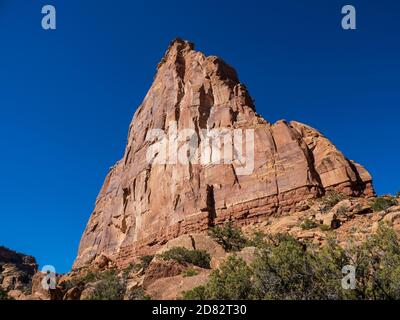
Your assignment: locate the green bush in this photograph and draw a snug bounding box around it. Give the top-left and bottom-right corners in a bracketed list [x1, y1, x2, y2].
[182, 268, 199, 277]
[352, 223, 400, 299]
[319, 192, 346, 212]
[246, 231, 267, 248]
[209, 222, 247, 252]
[63, 270, 98, 291]
[183, 256, 253, 300]
[300, 218, 317, 230]
[126, 287, 151, 300]
[139, 255, 154, 271]
[319, 224, 331, 231]
[159, 247, 211, 269]
[251, 235, 353, 300]
[184, 224, 400, 300]
[371, 197, 397, 212]
[125, 255, 154, 275]
[87, 270, 125, 300]
[182, 285, 207, 300]
[336, 205, 349, 217]
[0, 288, 10, 300]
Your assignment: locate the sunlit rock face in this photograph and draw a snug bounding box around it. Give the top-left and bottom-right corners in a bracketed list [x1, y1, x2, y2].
[73, 39, 373, 270]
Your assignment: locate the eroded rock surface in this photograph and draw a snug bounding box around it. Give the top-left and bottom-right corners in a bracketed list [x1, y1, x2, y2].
[73, 39, 374, 270]
[0, 246, 38, 298]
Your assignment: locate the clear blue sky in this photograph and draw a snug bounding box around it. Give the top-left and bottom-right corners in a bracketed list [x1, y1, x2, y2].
[0, 0, 399, 273]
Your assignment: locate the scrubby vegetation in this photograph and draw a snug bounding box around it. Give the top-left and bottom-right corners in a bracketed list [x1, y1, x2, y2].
[209, 221, 248, 252]
[182, 268, 199, 277]
[183, 224, 400, 300]
[301, 218, 318, 230]
[139, 255, 154, 271]
[87, 269, 125, 300]
[371, 196, 397, 212]
[319, 191, 346, 212]
[62, 270, 98, 291]
[0, 288, 11, 300]
[123, 255, 154, 277]
[159, 247, 211, 269]
[125, 287, 151, 300]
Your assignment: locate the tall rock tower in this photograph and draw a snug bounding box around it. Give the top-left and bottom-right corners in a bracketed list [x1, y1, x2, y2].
[73, 39, 373, 269]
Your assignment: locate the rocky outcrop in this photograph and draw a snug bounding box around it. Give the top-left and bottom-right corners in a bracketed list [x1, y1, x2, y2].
[73, 39, 374, 270]
[0, 246, 38, 298]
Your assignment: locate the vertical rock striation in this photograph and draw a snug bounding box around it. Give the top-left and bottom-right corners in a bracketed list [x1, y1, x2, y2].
[73, 39, 373, 269]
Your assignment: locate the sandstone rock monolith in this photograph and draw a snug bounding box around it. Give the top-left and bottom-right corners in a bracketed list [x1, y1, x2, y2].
[73, 39, 374, 270]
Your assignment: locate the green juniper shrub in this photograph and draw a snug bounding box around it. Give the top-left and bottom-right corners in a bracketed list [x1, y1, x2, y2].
[351, 223, 400, 299]
[126, 287, 147, 300]
[371, 196, 397, 212]
[123, 255, 155, 278]
[87, 269, 126, 300]
[0, 288, 11, 300]
[253, 234, 356, 300]
[246, 231, 267, 249]
[182, 268, 199, 277]
[184, 224, 400, 300]
[319, 192, 346, 212]
[319, 224, 331, 232]
[139, 255, 154, 271]
[159, 247, 211, 269]
[336, 205, 349, 217]
[208, 222, 247, 252]
[63, 270, 98, 291]
[182, 285, 207, 300]
[183, 256, 253, 300]
[300, 218, 318, 230]
[122, 263, 135, 279]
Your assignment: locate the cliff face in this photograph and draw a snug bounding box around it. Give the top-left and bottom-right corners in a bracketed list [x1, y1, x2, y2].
[0, 246, 37, 294]
[73, 39, 373, 269]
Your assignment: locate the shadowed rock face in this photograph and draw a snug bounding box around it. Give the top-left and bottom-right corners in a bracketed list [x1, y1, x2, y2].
[73, 39, 374, 270]
[0, 246, 37, 293]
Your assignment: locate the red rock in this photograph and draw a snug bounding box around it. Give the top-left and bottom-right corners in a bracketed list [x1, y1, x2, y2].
[73, 39, 374, 270]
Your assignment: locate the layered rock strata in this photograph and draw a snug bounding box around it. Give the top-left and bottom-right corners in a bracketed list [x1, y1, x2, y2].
[74, 39, 373, 269]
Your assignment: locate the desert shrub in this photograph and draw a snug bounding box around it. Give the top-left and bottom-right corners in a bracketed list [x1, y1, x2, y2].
[209, 222, 247, 252]
[123, 255, 154, 278]
[371, 197, 397, 212]
[183, 256, 253, 300]
[246, 231, 267, 248]
[336, 205, 349, 217]
[182, 268, 199, 277]
[126, 287, 151, 300]
[63, 270, 98, 291]
[351, 223, 400, 299]
[252, 235, 354, 300]
[182, 285, 207, 300]
[139, 255, 154, 271]
[319, 224, 331, 231]
[87, 269, 125, 300]
[301, 218, 317, 230]
[184, 224, 400, 300]
[0, 288, 10, 300]
[319, 192, 346, 212]
[159, 247, 211, 269]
